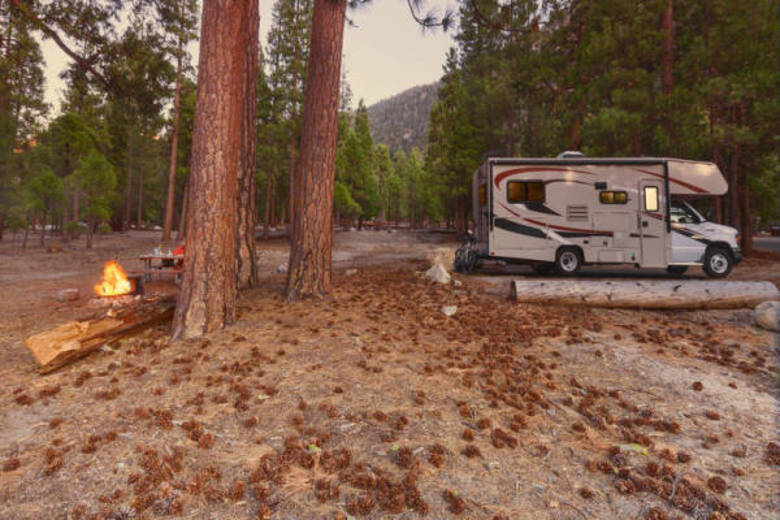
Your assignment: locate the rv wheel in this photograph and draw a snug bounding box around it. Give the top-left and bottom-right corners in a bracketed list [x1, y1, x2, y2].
[554, 247, 582, 275]
[703, 246, 733, 278]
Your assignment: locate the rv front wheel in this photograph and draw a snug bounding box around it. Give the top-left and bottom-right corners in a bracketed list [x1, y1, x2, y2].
[555, 247, 582, 275]
[703, 247, 733, 278]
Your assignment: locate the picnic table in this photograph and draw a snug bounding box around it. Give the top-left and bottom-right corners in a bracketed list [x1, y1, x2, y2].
[137, 253, 184, 282]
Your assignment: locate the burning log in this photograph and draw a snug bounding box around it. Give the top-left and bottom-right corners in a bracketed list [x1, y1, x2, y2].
[511, 280, 779, 309]
[25, 297, 175, 374]
[25, 260, 173, 374]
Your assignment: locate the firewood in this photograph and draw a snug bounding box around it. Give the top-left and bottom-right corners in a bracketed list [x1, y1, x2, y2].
[511, 280, 779, 309]
[24, 297, 175, 374]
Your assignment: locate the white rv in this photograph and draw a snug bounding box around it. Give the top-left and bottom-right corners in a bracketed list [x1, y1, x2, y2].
[455, 153, 741, 277]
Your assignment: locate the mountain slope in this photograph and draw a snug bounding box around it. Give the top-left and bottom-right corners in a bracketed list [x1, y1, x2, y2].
[367, 82, 439, 155]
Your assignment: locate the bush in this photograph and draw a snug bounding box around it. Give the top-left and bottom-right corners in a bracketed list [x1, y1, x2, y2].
[98, 222, 112, 234]
[65, 221, 85, 239]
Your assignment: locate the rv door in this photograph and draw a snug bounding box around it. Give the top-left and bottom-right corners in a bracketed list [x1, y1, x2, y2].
[639, 180, 666, 267]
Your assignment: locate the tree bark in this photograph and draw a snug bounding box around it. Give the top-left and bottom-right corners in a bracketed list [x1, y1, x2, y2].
[728, 106, 740, 229]
[661, 0, 675, 149]
[72, 192, 79, 222]
[454, 194, 468, 234]
[236, 0, 259, 289]
[39, 213, 45, 248]
[171, 0, 255, 339]
[739, 168, 752, 256]
[177, 177, 189, 240]
[286, 0, 347, 300]
[162, 0, 186, 242]
[288, 79, 298, 237]
[136, 159, 144, 228]
[124, 129, 133, 230]
[263, 167, 273, 240]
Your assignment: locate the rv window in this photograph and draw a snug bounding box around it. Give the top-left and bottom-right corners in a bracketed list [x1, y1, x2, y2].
[644, 186, 659, 212]
[599, 191, 628, 204]
[507, 181, 545, 203]
[479, 185, 487, 206]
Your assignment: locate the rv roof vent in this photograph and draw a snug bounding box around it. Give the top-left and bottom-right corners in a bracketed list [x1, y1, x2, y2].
[557, 150, 585, 158]
[566, 205, 589, 222]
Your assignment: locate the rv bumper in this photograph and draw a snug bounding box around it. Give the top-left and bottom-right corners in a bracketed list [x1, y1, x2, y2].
[732, 249, 743, 264]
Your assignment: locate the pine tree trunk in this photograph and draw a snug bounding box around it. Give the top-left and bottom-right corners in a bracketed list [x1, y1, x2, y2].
[86, 216, 94, 248]
[455, 194, 468, 234]
[236, 0, 259, 289]
[288, 78, 298, 237]
[661, 0, 675, 149]
[72, 192, 79, 222]
[286, 0, 347, 300]
[39, 213, 45, 248]
[163, 0, 186, 242]
[263, 168, 273, 241]
[728, 107, 740, 229]
[172, 0, 255, 339]
[124, 130, 133, 230]
[136, 161, 144, 228]
[739, 171, 752, 256]
[177, 178, 189, 240]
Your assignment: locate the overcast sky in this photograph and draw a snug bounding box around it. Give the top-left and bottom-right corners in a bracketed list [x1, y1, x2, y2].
[40, 1, 457, 116]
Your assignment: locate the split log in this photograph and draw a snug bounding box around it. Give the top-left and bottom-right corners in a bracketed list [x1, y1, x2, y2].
[511, 280, 779, 309]
[25, 297, 175, 374]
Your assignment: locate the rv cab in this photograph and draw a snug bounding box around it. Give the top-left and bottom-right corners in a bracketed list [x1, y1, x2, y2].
[456, 154, 741, 278]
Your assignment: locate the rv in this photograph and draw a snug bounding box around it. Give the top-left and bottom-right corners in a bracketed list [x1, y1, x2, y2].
[455, 152, 741, 278]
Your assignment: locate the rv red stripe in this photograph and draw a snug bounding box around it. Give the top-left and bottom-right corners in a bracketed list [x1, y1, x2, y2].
[634, 168, 708, 194]
[523, 217, 612, 235]
[493, 167, 593, 187]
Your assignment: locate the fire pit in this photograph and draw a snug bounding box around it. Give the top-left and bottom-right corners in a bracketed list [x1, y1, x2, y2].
[89, 261, 144, 308]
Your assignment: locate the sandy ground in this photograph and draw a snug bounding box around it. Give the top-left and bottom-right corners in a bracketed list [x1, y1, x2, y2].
[0, 230, 777, 520]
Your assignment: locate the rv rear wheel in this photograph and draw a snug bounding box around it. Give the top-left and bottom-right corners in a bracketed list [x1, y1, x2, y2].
[666, 265, 688, 276]
[703, 246, 733, 278]
[554, 247, 582, 275]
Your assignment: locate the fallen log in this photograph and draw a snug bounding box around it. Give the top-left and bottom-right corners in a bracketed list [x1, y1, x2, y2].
[25, 296, 175, 374]
[511, 280, 780, 309]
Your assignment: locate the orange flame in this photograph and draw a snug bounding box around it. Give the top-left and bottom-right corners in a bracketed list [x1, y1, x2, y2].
[95, 261, 133, 297]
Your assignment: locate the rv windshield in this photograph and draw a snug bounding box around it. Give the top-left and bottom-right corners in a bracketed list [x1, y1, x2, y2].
[670, 201, 705, 224]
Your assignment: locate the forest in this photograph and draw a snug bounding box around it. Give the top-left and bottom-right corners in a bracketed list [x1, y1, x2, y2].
[1, 2, 779, 519]
[1, 0, 777, 251]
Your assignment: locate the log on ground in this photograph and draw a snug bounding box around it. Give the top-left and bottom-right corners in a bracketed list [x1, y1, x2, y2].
[511, 280, 780, 309]
[25, 297, 175, 374]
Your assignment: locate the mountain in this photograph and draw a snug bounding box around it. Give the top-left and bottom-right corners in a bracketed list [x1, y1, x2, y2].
[367, 82, 440, 155]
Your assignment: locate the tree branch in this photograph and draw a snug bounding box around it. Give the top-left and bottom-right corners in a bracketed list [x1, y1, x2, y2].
[8, 0, 116, 92]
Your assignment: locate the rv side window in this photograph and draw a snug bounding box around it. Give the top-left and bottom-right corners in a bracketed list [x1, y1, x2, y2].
[479, 185, 487, 206]
[599, 191, 628, 204]
[507, 181, 544, 203]
[644, 186, 659, 212]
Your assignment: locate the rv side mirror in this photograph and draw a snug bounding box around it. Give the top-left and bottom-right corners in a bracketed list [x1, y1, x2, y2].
[704, 209, 713, 222]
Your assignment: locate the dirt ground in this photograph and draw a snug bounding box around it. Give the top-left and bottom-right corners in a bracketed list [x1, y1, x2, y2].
[0, 230, 777, 520]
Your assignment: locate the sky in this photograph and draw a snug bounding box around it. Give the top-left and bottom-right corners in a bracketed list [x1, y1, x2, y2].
[39, 0, 458, 115]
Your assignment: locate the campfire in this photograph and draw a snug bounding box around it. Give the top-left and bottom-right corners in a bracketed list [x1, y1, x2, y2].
[94, 261, 133, 297]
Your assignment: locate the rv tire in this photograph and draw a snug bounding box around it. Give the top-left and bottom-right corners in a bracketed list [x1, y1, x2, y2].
[554, 247, 582, 275]
[703, 246, 733, 278]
